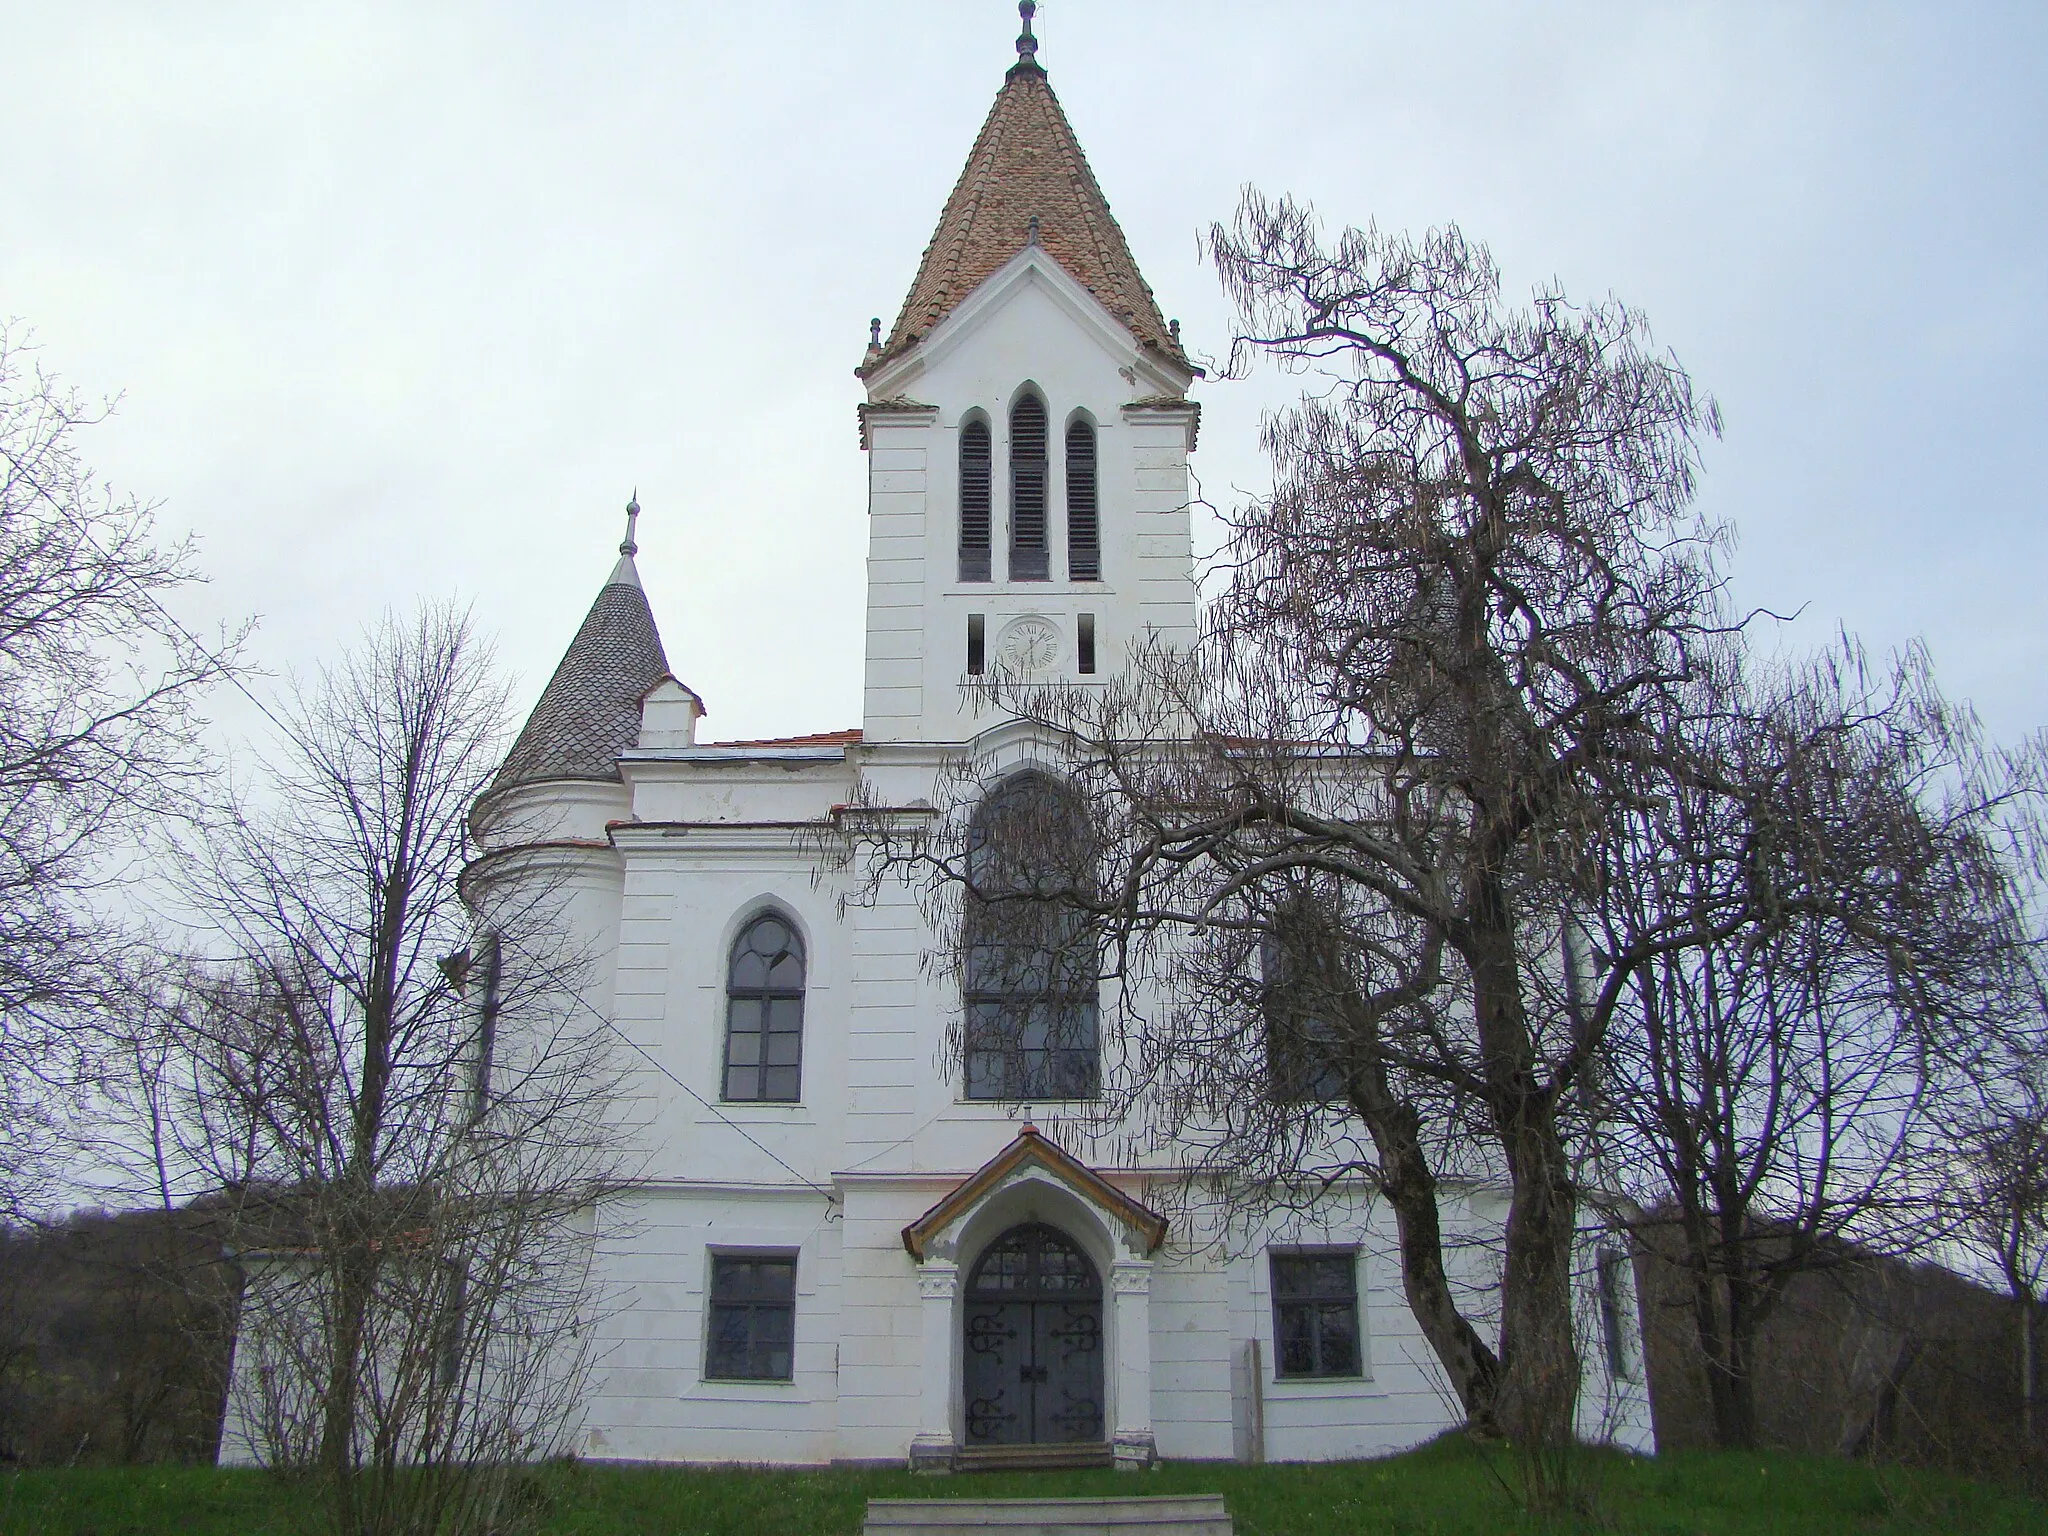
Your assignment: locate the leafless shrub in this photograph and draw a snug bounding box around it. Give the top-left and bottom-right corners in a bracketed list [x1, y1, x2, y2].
[110, 606, 622, 1536]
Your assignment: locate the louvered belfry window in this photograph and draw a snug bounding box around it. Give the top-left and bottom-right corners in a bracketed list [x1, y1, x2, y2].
[960, 418, 993, 582]
[1066, 418, 1099, 580]
[1009, 394, 1049, 581]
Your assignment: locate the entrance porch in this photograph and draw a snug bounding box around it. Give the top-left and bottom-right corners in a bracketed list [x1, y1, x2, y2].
[898, 1124, 1168, 1472]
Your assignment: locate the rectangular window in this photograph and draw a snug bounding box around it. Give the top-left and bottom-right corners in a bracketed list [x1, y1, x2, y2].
[1598, 1248, 1638, 1381]
[467, 934, 502, 1123]
[1270, 1249, 1362, 1379]
[1077, 613, 1096, 675]
[1261, 933, 1345, 1104]
[967, 613, 986, 676]
[963, 997, 1100, 1101]
[436, 1259, 468, 1389]
[706, 1253, 797, 1381]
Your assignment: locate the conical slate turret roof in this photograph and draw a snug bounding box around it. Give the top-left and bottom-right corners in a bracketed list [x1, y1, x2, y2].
[491, 546, 670, 795]
[860, 32, 1189, 378]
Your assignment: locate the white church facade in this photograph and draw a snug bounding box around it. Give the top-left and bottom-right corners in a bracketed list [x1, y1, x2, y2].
[235, 14, 1652, 1471]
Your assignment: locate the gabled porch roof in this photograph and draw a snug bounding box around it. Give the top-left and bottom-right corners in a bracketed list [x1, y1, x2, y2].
[900, 1124, 1168, 1260]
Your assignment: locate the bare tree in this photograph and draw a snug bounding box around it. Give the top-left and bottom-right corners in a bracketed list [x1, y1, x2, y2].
[1956, 1076, 2048, 1459]
[120, 606, 620, 1535]
[0, 323, 241, 1216]
[1946, 775, 2048, 1463]
[1595, 640, 2029, 1450]
[840, 191, 1728, 1448]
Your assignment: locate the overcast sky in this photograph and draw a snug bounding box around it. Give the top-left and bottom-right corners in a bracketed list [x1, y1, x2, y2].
[4, 2, 2043, 755]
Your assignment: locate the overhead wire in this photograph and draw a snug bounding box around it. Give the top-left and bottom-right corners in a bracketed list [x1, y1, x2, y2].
[29, 452, 843, 1210]
[568, 991, 841, 1213]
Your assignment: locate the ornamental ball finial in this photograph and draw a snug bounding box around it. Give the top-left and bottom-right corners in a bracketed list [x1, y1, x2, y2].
[620, 491, 640, 558]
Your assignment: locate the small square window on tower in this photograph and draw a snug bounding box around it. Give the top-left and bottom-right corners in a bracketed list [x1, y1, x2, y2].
[1077, 613, 1096, 675]
[967, 613, 986, 676]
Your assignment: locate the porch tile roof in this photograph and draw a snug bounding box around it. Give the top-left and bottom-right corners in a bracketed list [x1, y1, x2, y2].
[901, 1124, 1168, 1260]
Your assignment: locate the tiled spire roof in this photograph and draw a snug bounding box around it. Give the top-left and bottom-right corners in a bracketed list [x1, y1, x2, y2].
[491, 547, 671, 795]
[861, 47, 1189, 377]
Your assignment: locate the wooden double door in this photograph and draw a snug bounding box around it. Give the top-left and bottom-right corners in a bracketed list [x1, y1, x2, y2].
[962, 1223, 1105, 1446]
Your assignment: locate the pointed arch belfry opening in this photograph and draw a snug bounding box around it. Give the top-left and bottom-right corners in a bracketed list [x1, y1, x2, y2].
[1008, 392, 1050, 582]
[960, 415, 993, 582]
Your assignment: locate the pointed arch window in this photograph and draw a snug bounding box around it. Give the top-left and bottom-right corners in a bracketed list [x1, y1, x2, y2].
[963, 773, 1098, 1100]
[960, 417, 992, 582]
[1009, 393, 1049, 582]
[723, 913, 805, 1102]
[1066, 418, 1099, 581]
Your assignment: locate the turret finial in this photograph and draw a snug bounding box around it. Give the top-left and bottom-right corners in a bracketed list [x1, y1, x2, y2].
[620, 491, 640, 558]
[1027, 212, 1041, 246]
[869, 317, 882, 349]
[1015, 0, 1039, 70]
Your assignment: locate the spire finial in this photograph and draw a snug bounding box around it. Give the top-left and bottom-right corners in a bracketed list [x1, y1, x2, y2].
[1027, 212, 1040, 246]
[1014, 0, 1039, 70]
[620, 491, 640, 558]
[869, 317, 882, 349]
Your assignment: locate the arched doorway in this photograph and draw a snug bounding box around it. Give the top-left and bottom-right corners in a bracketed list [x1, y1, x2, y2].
[962, 1223, 1105, 1446]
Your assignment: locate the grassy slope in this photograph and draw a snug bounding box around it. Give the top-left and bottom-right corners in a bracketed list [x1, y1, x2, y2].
[3, 1439, 2041, 1536]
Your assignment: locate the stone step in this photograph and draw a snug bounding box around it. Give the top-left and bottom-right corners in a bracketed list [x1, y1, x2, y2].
[954, 1442, 1115, 1472]
[864, 1494, 1233, 1536]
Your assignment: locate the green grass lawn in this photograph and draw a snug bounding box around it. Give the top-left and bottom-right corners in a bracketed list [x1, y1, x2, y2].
[2, 1438, 2041, 1536]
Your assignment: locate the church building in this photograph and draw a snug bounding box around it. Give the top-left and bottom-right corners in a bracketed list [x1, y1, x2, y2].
[454, 9, 1650, 1470]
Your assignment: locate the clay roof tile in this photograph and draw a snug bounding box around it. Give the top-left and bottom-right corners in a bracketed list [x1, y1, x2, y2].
[491, 555, 671, 795]
[862, 62, 1189, 378]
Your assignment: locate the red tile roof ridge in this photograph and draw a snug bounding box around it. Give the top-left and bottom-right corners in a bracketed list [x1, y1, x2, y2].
[702, 728, 864, 749]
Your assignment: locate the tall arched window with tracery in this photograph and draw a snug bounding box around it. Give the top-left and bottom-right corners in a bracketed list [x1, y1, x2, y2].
[962, 772, 1098, 1100]
[1008, 393, 1049, 581]
[723, 912, 806, 1102]
[959, 416, 992, 582]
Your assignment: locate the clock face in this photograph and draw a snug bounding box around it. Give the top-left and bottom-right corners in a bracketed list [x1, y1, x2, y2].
[995, 615, 1063, 676]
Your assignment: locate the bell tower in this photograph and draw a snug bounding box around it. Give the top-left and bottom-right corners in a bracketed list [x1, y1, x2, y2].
[855, 2, 1201, 746]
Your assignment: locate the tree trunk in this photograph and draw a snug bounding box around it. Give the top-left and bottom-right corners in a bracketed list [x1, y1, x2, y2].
[1364, 1096, 1505, 1434]
[1466, 893, 1582, 1448]
[319, 1226, 372, 1536]
[1688, 1262, 1759, 1449]
[1493, 1101, 1582, 1445]
[2023, 1294, 2036, 1453]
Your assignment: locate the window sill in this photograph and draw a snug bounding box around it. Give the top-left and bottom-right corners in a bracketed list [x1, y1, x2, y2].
[688, 1378, 807, 1400]
[941, 584, 1110, 599]
[945, 1098, 1100, 1112]
[1266, 1373, 1379, 1395]
[960, 675, 1107, 688]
